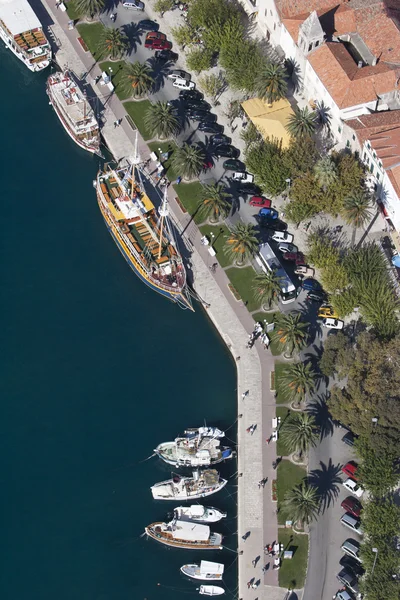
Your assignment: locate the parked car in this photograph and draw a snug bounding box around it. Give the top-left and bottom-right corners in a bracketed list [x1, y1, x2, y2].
[154, 49, 178, 61]
[306, 290, 327, 303]
[340, 513, 363, 536]
[179, 89, 203, 101]
[339, 555, 365, 577]
[295, 265, 314, 278]
[198, 121, 224, 133]
[323, 317, 344, 330]
[343, 478, 364, 498]
[278, 242, 298, 254]
[145, 31, 166, 41]
[341, 497, 362, 518]
[302, 277, 322, 291]
[232, 171, 254, 183]
[172, 78, 195, 90]
[210, 133, 231, 145]
[139, 19, 159, 30]
[259, 207, 278, 220]
[282, 252, 305, 264]
[259, 218, 287, 231]
[342, 461, 359, 480]
[167, 69, 190, 81]
[184, 99, 210, 111]
[271, 230, 293, 243]
[250, 196, 271, 208]
[237, 183, 261, 196]
[318, 305, 339, 319]
[342, 431, 357, 447]
[123, 0, 144, 9]
[203, 160, 213, 171]
[333, 590, 353, 600]
[341, 539, 362, 562]
[337, 569, 361, 596]
[214, 144, 239, 158]
[187, 109, 215, 122]
[145, 38, 172, 50]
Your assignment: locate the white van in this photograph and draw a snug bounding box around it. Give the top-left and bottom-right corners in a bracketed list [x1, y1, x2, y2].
[123, 0, 144, 9]
[340, 513, 363, 536]
[172, 78, 195, 91]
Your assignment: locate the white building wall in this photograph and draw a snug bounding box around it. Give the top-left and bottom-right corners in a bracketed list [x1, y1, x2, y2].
[381, 172, 400, 231]
[257, 0, 282, 46]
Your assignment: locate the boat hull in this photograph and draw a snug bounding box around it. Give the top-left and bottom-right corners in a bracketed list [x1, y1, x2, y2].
[199, 586, 225, 596]
[155, 446, 234, 468]
[180, 565, 223, 581]
[151, 478, 228, 501]
[98, 197, 192, 310]
[0, 28, 50, 72]
[174, 507, 227, 524]
[145, 525, 223, 550]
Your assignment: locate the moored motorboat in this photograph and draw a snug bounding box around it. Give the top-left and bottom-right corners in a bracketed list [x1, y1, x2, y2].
[151, 469, 227, 501]
[181, 561, 224, 581]
[155, 434, 234, 468]
[174, 505, 227, 524]
[184, 426, 224, 439]
[199, 585, 225, 596]
[145, 520, 223, 550]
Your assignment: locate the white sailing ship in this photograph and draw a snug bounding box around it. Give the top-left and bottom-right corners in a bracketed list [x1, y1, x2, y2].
[199, 585, 225, 596]
[0, 0, 51, 71]
[151, 470, 227, 501]
[155, 432, 233, 468]
[174, 505, 226, 524]
[145, 520, 223, 550]
[181, 561, 224, 581]
[47, 70, 101, 155]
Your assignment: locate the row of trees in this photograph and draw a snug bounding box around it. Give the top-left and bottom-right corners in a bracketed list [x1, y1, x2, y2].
[320, 331, 400, 599]
[306, 234, 399, 338]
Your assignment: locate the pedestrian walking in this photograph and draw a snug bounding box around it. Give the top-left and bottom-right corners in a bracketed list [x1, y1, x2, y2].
[235, 356, 241, 361]
[176, 176, 182, 184]
[252, 559, 257, 567]
[113, 120, 118, 129]
[247, 582, 251, 589]
[241, 390, 249, 400]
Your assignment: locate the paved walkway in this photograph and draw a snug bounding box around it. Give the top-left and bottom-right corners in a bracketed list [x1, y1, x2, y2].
[33, 2, 294, 598]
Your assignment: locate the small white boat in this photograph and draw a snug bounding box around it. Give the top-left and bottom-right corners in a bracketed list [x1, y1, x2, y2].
[181, 560, 224, 581]
[145, 520, 223, 550]
[151, 470, 227, 501]
[174, 505, 227, 524]
[155, 436, 233, 468]
[199, 585, 225, 596]
[184, 427, 225, 439]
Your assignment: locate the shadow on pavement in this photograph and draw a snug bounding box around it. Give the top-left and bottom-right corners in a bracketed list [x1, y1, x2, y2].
[307, 393, 334, 440]
[308, 458, 342, 512]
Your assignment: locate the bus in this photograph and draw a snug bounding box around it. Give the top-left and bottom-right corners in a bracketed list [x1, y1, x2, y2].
[255, 242, 297, 304]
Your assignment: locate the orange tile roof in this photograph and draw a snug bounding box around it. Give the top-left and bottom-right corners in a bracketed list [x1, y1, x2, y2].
[308, 42, 398, 108]
[346, 111, 400, 169]
[276, 0, 339, 19]
[387, 164, 400, 198]
[333, 4, 357, 34]
[353, 4, 400, 63]
[281, 15, 308, 42]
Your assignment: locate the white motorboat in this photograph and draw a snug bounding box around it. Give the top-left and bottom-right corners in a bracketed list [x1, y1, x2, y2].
[174, 505, 227, 524]
[199, 585, 225, 596]
[181, 561, 224, 581]
[155, 436, 234, 468]
[145, 520, 223, 550]
[184, 426, 225, 439]
[151, 470, 227, 501]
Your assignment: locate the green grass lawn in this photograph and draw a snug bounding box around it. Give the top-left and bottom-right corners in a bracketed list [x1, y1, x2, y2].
[76, 23, 105, 60]
[124, 100, 152, 141]
[275, 361, 291, 404]
[199, 224, 232, 268]
[65, 0, 81, 20]
[172, 182, 204, 224]
[276, 459, 306, 525]
[252, 311, 281, 356]
[148, 141, 178, 180]
[276, 407, 292, 456]
[224, 266, 260, 312]
[278, 530, 309, 589]
[99, 61, 131, 100]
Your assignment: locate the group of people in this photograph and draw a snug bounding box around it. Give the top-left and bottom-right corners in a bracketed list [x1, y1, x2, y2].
[246, 322, 263, 349]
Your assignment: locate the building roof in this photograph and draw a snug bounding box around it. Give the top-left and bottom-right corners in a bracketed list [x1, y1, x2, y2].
[387, 164, 400, 198]
[241, 98, 294, 148]
[0, 0, 41, 36]
[308, 42, 398, 108]
[347, 111, 400, 169]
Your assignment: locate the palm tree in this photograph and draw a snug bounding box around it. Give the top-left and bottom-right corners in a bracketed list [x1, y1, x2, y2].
[74, 0, 104, 20]
[120, 61, 154, 99]
[342, 190, 374, 245]
[256, 62, 288, 103]
[198, 184, 231, 223]
[281, 362, 317, 407]
[272, 312, 309, 357]
[286, 107, 317, 139]
[283, 480, 320, 526]
[314, 156, 337, 190]
[314, 100, 331, 130]
[253, 270, 282, 310]
[171, 143, 205, 180]
[224, 223, 259, 266]
[143, 102, 180, 139]
[97, 27, 128, 61]
[281, 412, 318, 459]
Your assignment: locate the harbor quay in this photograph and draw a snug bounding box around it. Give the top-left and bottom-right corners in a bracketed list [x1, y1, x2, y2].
[35, 2, 291, 598]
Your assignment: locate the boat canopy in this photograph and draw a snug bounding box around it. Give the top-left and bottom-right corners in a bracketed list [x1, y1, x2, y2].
[200, 561, 224, 575]
[188, 505, 206, 517]
[0, 0, 41, 36]
[173, 521, 210, 541]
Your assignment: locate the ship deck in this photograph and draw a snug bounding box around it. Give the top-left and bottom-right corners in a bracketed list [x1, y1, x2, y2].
[14, 27, 48, 52]
[49, 75, 95, 126]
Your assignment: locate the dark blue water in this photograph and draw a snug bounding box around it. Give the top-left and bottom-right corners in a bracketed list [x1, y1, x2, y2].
[0, 51, 237, 600]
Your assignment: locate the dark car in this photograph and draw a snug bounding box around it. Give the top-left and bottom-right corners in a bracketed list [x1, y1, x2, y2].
[214, 144, 239, 158]
[223, 159, 245, 171]
[341, 497, 362, 518]
[138, 19, 159, 31]
[187, 109, 215, 122]
[342, 431, 357, 447]
[336, 569, 360, 596]
[145, 39, 172, 50]
[198, 122, 224, 134]
[154, 49, 178, 62]
[179, 89, 203, 101]
[210, 134, 231, 146]
[339, 555, 365, 578]
[302, 277, 322, 291]
[282, 251, 305, 264]
[237, 183, 261, 196]
[259, 207, 278, 219]
[184, 99, 211, 111]
[306, 290, 327, 303]
[258, 218, 287, 231]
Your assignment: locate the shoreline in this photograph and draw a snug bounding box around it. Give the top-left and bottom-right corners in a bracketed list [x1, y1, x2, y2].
[29, 2, 286, 598]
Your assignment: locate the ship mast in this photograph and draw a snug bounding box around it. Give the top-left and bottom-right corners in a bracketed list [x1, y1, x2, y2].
[158, 187, 169, 259]
[131, 131, 141, 199]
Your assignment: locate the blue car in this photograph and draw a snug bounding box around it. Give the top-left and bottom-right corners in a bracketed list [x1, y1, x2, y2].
[259, 208, 278, 219]
[302, 278, 322, 291]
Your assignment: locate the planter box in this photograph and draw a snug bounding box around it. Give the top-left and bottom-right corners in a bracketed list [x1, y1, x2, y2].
[175, 196, 187, 214]
[228, 283, 241, 302]
[270, 370, 275, 391]
[77, 37, 88, 52]
[272, 479, 277, 502]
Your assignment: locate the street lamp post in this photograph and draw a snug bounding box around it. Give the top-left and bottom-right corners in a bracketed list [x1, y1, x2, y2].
[371, 547, 378, 576]
[285, 178, 291, 198]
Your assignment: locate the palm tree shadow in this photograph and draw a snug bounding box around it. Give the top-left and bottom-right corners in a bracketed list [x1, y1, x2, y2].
[307, 393, 334, 440]
[121, 22, 142, 55]
[147, 56, 171, 93]
[308, 459, 342, 512]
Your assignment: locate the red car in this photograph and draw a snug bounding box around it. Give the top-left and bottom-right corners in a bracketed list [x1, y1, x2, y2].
[341, 496, 362, 518]
[145, 39, 172, 50]
[145, 31, 166, 41]
[282, 252, 305, 264]
[342, 461, 359, 480]
[249, 196, 271, 208]
[203, 160, 213, 171]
